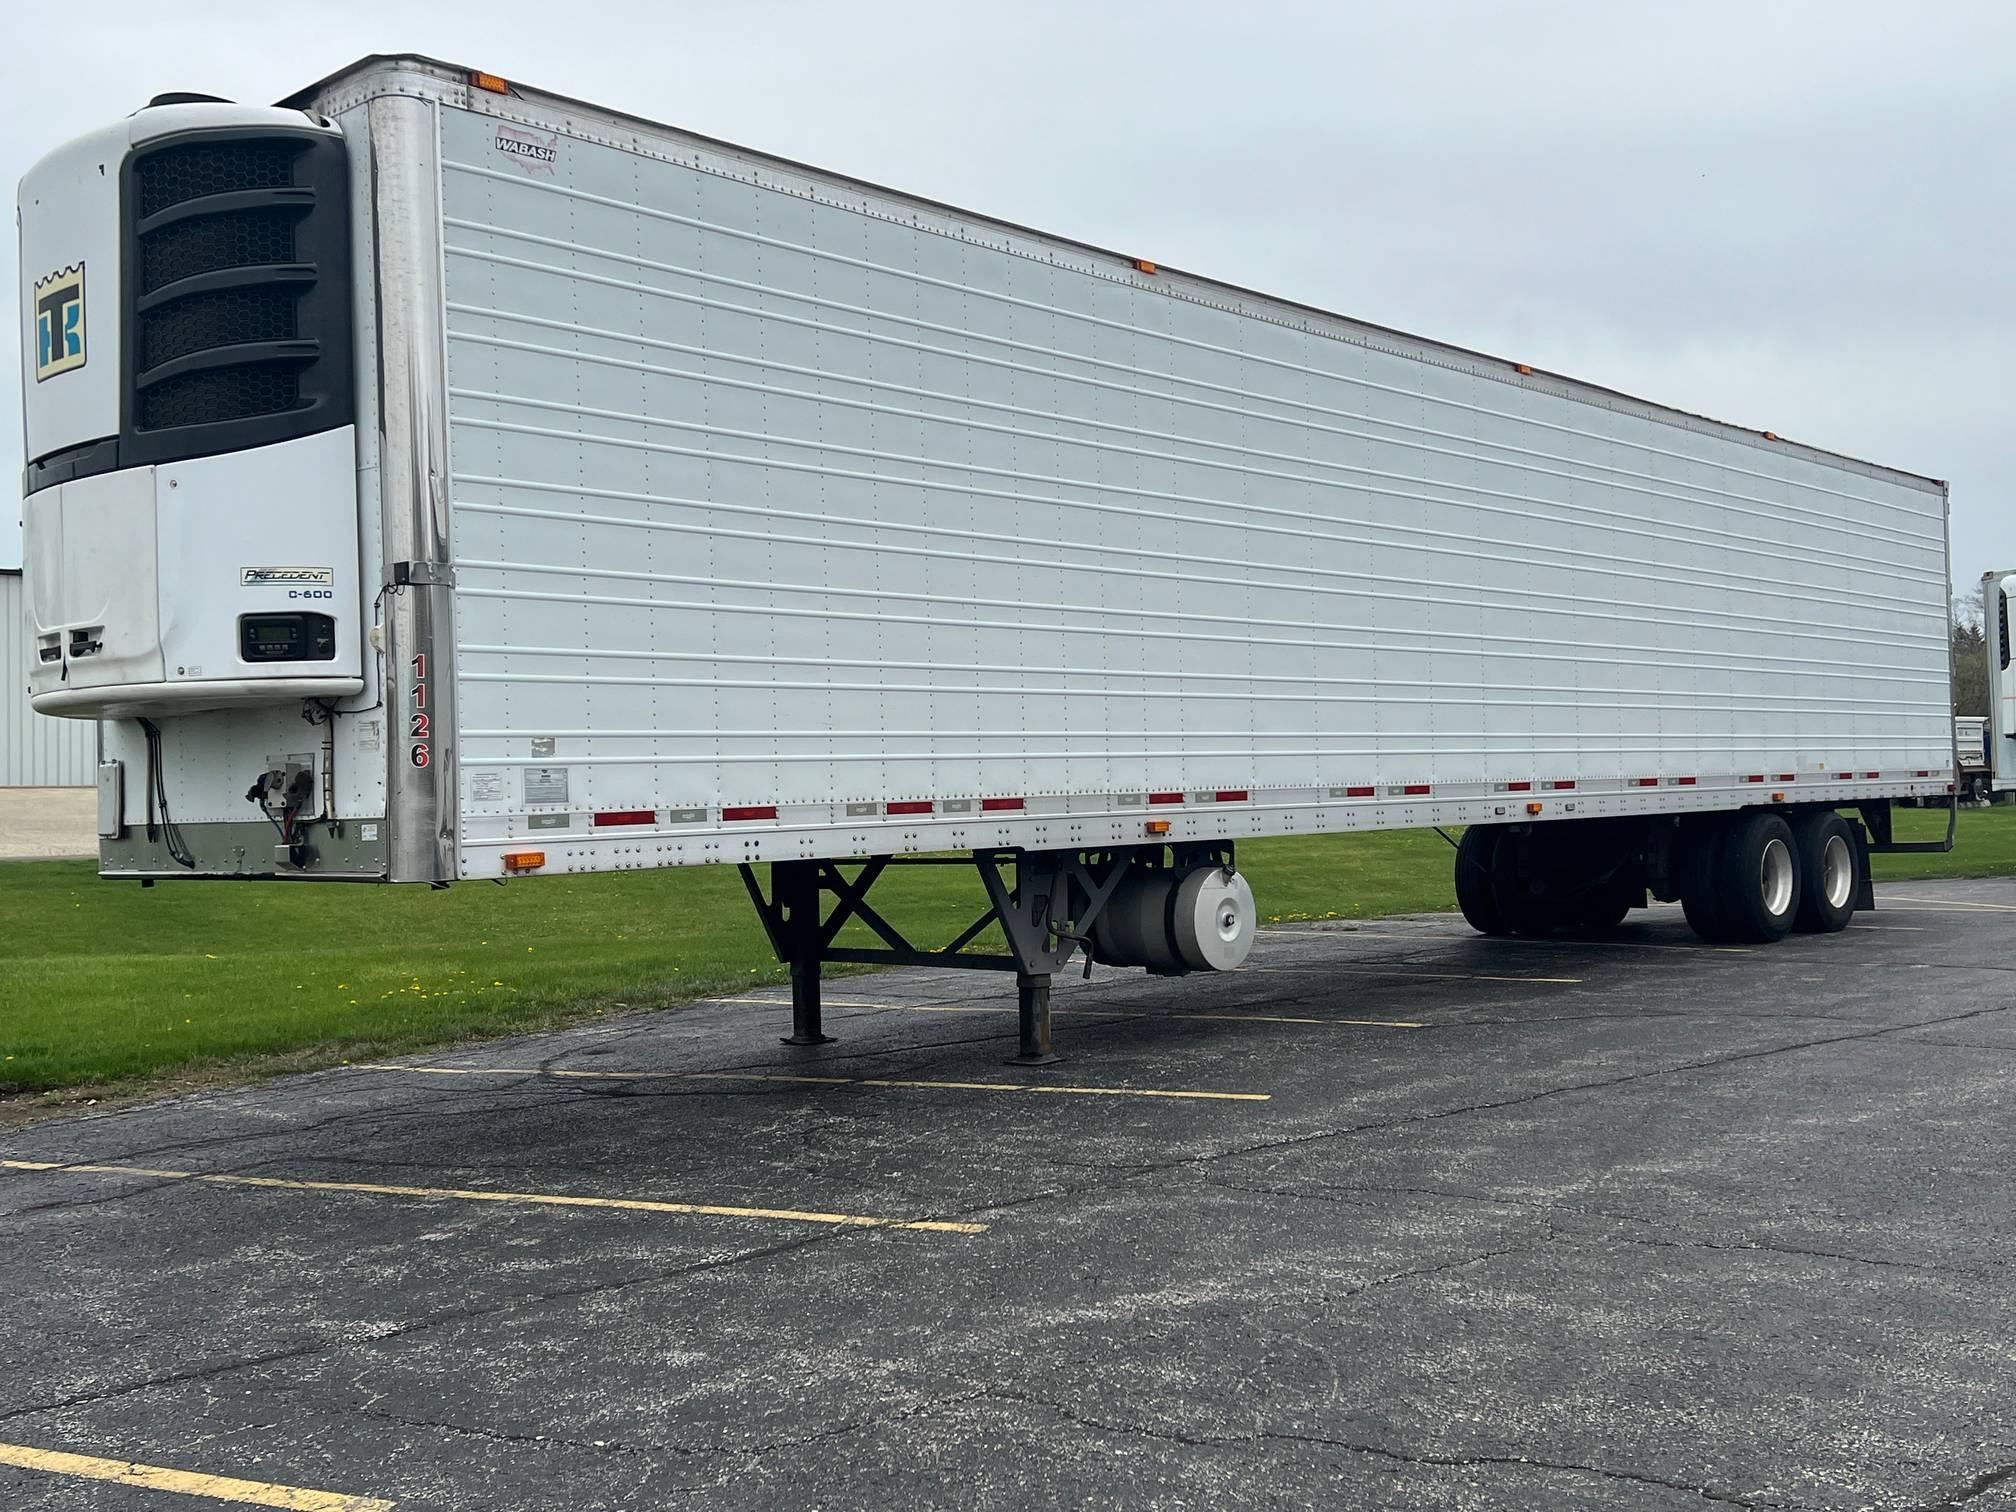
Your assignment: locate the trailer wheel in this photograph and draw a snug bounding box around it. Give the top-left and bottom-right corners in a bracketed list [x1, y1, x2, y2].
[1487, 831, 1559, 935]
[1788, 810, 1857, 934]
[1679, 816, 1736, 943]
[1454, 827, 1510, 935]
[1713, 811, 1802, 944]
[1572, 885, 1636, 932]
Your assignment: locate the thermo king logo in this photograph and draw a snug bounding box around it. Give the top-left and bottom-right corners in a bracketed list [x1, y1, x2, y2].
[33, 264, 86, 380]
[242, 567, 335, 586]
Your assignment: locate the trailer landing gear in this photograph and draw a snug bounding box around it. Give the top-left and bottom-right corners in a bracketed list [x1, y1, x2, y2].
[773, 860, 832, 1045]
[738, 845, 1253, 1063]
[1015, 973, 1057, 1067]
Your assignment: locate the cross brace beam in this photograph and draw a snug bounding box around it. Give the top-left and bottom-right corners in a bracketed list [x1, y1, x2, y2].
[738, 847, 1144, 1062]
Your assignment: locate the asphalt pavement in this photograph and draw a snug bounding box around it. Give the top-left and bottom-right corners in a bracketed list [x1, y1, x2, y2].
[3, 878, 2014, 1511]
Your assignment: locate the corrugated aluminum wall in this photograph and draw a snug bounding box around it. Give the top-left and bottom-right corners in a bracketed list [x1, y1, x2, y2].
[0, 571, 95, 786]
[438, 104, 1950, 831]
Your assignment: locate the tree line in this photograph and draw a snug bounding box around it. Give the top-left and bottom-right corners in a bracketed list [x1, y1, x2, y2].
[1953, 583, 1989, 718]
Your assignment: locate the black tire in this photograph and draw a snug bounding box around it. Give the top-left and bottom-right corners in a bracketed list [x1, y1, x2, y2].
[1789, 810, 1857, 934]
[1679, 815, 1737, 944]
[1714, 811, 1801, 944]
[1572, 885, 1636, 932]
[1454, 827, 1510, 935]
[1488, 832, 1558, 935]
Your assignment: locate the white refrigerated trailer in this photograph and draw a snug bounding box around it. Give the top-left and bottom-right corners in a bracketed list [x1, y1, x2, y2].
[17, 56, 1956, 1059]
[1987, 572, 2016, 798]
[1955, 715, 1992, 803]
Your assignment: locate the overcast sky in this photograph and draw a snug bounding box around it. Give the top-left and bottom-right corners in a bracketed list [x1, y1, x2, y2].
[5, 0, 2010, 594]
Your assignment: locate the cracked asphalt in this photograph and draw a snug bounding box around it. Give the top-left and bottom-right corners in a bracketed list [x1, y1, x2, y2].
[3, 877, 2014, 1511]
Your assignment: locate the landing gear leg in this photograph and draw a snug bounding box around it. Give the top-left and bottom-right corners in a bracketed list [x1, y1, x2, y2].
[1011, 971, 1058, 1066]
[777, 860, 833, 1046]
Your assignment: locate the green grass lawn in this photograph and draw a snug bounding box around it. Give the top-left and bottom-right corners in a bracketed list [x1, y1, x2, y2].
[2, 807, 2008, 1099]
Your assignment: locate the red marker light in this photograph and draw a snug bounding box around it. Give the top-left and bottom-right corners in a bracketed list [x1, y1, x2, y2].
[592, 810, 655, 827]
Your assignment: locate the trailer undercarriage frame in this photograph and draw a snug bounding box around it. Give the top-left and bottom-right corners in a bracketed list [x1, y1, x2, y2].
[738, 844, 1234, 1064]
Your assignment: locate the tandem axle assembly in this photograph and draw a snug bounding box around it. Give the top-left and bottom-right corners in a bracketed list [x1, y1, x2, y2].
[738, 845, 1258, 1064]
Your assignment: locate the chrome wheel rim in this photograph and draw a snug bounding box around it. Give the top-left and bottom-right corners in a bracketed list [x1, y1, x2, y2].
[1760, 837, 1794, 917]
[1821, 833, 1852, 909]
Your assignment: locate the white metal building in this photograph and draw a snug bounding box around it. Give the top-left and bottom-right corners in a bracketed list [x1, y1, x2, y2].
[1, 568, 94, 786]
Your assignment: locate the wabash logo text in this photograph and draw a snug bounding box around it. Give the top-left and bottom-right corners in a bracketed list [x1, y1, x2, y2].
[33, 264, 86, 380]
[495, 129, 559, 173]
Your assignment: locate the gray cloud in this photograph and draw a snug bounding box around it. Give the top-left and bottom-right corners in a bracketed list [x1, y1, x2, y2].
[6, 0, 2009, 588]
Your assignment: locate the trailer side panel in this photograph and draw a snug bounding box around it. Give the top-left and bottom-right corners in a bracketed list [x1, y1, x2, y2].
[421, 87, 1950, 878]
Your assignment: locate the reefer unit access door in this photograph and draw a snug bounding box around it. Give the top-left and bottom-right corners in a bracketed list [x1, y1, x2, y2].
[401, 67, 1949, 882]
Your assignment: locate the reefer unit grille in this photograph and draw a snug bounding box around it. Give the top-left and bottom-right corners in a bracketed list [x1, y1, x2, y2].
[139, 366, 303, 429]
[138, 207, 299, 294]
[121, 126, 355, 468]
[135, 139, 300, 217]
[137, 284, 299, 369]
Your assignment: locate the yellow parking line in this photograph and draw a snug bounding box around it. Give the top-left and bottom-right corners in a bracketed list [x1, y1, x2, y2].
[1882, 896, 2016, 913]
[711, 994, 1423, 1029]
[357, 1063, 1266, 1103]
[1254, 964, 1582, 985]
[712, 996, 905, 1009]
[0, 1159, 984, 1235]
[897, 1003, 1426, 1030]
[1266, 927, 1750, 955]
[0, 1440, 391, 1510]
[1869, 907, 2011, 917]
[1072, 1006, 1427, 1030]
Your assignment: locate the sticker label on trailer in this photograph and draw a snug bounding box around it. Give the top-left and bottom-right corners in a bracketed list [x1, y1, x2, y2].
[32, 263, 86, 380]
[468, 770, 506, 803]
[525, 767, 570, 805]
[408, 653, 432, 769]
[495, 127, 559, 174]
[241, 567, 333, 586]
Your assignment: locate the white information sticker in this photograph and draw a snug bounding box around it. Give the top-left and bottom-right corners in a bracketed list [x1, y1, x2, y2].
[525, 767, 570, 805]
